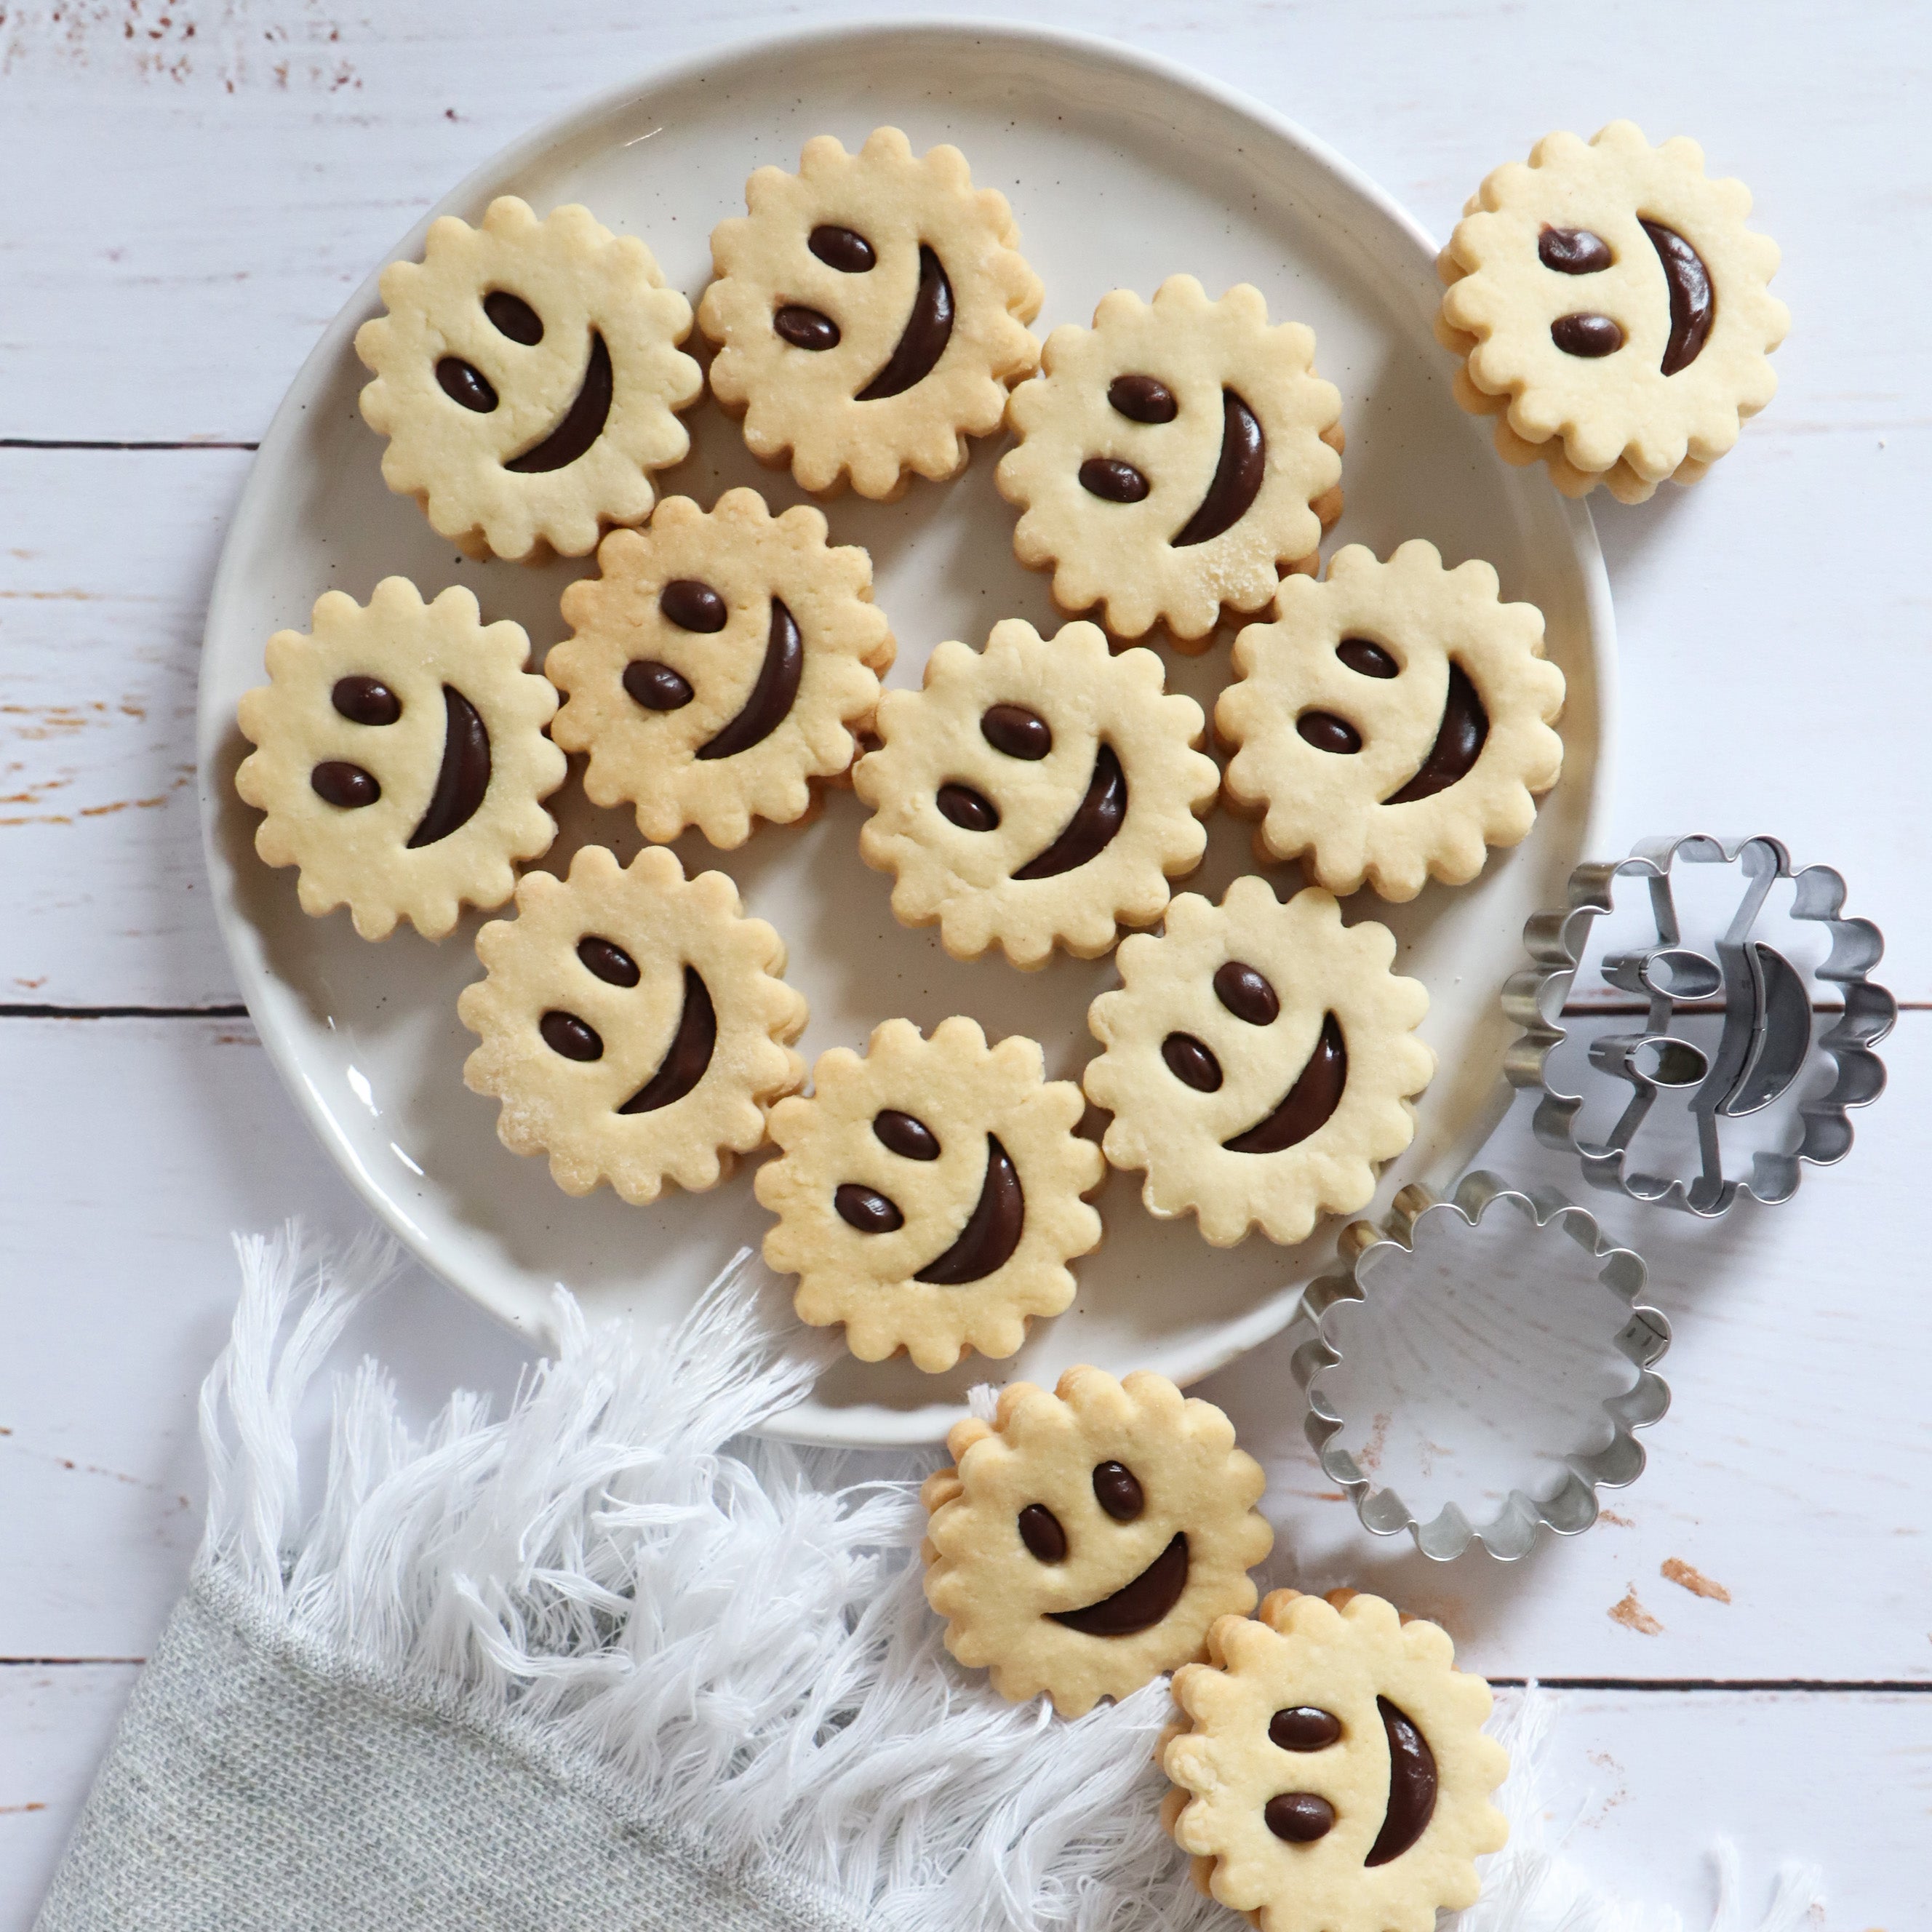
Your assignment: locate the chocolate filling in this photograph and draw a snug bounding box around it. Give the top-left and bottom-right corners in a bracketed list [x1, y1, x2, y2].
[914, 1134, 1023, 1285]
[1538, 226, 1613, 275]
[332, 675, 401, 726]
[310, 761, 380, 809]
[1214, 961, 1280, 1027]
[624, 661, 695, 712]
[1162, 1032, 1224, 1093]
[540, 1011, 602, 1062]
[1264, 1793, 1336, 1843]
[1011, 745, 1127, 880]
[1108, 373, 1178, 423]
[618, 966, 716, 1114]
[484, 290, 543, 344]
[436, 357, 498, 412]
[1383, 661, 1488, 803]
[1269, 1707, 1343, 1752]
[1365, 1698, 1437, 1867]
[809, 225, 876, 273]
[874, 1109, 940, 1160]
[1173, 391, 1265, 546]
[660, 579, 729, 633]
[774, 306, 840, 351]
[937, 783, 1000, 833]
[1551, 313, 1624, 358]
[981, 703, 1053, 760]
[1336, 638, 1398, 679]
[1048, 1532, 1189, 1637]
[1079, 457, 1150, 502]
[406, 685, 491, 849]
[856, 245, 954, 399]
[1092, 1461, 1144, 1522]
[1018, 1504, 1067, 1563]
[834, 1183, 904, 1234]
[1297, 711, 1362, 755]
[1641, 219, 1715, 374]
[1223, 1012, 1347, 1155]
[696, 599, 803, 762]
[504, 331, 613, 472]
[576, 936, 639, 988]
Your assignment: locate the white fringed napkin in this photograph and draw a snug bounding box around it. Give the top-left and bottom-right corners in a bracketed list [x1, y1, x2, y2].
[36, 1229, 1821, 1931]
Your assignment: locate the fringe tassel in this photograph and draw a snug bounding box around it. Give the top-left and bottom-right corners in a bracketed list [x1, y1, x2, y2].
[196, 1226, 1824, 1932]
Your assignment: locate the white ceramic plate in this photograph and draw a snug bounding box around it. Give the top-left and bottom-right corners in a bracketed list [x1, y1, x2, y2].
[198, 21, 1614, 1446]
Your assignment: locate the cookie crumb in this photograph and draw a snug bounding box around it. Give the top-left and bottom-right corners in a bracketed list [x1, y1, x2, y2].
[1608, 1589, 1664, 1635]
[1661, 1557, 1731, 1602]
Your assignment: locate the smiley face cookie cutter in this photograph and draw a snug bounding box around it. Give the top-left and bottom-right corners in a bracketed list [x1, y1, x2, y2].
[1291, 1171, 1669, 1561]
[1503, 834, 1893, 1216]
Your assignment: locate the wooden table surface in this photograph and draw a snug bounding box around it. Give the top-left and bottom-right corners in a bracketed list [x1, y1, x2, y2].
[2, 2, 1926, 1924]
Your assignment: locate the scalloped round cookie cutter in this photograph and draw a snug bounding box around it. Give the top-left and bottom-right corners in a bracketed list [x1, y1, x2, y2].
[1290, 1170, 1671, 1561]
[1503, 833, 1895, 1216]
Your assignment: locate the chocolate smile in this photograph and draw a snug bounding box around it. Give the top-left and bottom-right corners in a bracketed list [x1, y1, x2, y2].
[1047, 1531, 1189, 1637]
[406, 684, 491, 848]
[856, 244, 954, 400]
[1223, 1012, 1347, 1154]
[1640, 220, 1715, 375]
[1365, 1698, 1438, 1865]
[697, 599, 804, 762]
[1382, 663, 1489, 804]
[1173, 390, 1265, 547]
[503, 330, 614, 473]
[618, 966, 716, 1114]
[914, 1134, 1024, 1284]
[1011, 744, 1127, 880]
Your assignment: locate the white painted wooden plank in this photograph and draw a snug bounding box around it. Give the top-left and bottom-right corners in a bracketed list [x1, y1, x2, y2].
[0, 1669, 1921, 1932]
[1, 1009, 1925, 1677]
[0, 1664, 138, 1932]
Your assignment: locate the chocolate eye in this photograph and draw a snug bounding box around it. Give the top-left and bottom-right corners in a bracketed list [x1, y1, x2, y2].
[809, 224, 876, 272]
[1297, 712, 1363, 754]
[1538, 226, 1613, 274]
[1079, 457, 1150, 503]
[1336, 638, 1397, 679]
[834, 1183, 904, 1234]
[775, 305, 841, 351]
[1018, 1503, 1068, 1562]
[936, 783, 1000, 832]
[1161, 1033, 1224, 1093]
[1092, 1461, 1144, 1521]
[981, 703, 1053, 760]
[310, 761, 380, 808]
[874, 1109, 940, 1160]
[540, 1010, 603, 1062]
[1214, 962, 1280, 1026]
[1269, 1707, 1342, 1752]
[1552, 313, 1625, 357]
[331, 675, 401, 726]
[483, 290, 543, 344]
[623, 660, 695, 712]
[1264, 1793, 1336, 1843]
[576, 936, 639, 988]
[1107, 374, 1178, 423]
[435, 356, 498, 412]
[660, 579, 728, 633]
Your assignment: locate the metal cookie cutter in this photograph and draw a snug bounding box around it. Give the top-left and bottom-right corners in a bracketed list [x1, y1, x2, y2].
[1504, 834, 1895, 1216]
[1291, 1171, 1670, 1561]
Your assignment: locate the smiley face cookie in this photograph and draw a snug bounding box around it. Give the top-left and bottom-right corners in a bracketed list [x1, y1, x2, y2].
[1163, 1590, 1509, 1932]
[1084, 879, 1434, 1248]
[235, 578, 566, 941]
[699, 127, 1043, 500]
[997, 278, 1344, 645]
[1437, 122, 1787, 500]
[922, 1367, 1272, 1717]
[1217, 542, 1565, 901]
[854, 619, 1221, 969]
[546, 490, 895, 848]
[458, 843, 807, 1202]
[355, 196, 703, 561]
[757, 1016, 1103, 1372]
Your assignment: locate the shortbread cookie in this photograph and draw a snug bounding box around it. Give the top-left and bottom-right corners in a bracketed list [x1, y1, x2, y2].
[1217, 541, 1565, 901]
[547, 490, 895, 847]
[458, 844, 807, 1202]
[698, 127, 1043, 499]
[1084, 879, 1434, 1248]
[997, 278, 1344, 645]
[356, 196, 703, 561]
[236, 578, 565, 941]
[757, 1016, 1103, 1372]
[1164, 1589, 1509, 1932]
[854, 619, 1221, 969]
[922, 1367, 1272, 1717]
[1437, 123, 1786, 498]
